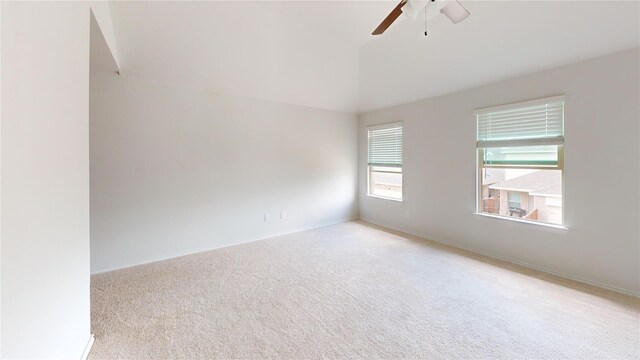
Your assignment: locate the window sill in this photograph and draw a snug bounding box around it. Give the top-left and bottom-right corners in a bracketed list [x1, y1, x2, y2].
[474, 212, 568, 230]
[367, 194, 403, 202]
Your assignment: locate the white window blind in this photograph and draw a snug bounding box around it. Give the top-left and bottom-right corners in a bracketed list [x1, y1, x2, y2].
[477, 97, 564, 147]
[368, 123, 403, 167]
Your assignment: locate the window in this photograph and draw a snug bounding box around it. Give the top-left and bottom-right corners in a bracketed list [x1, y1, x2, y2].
[476, 96, 564, 225]
[507, 192, 522, 209]
[367, 122, 403, 201]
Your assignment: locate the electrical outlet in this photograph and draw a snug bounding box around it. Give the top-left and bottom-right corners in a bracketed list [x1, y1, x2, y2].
[280, 211, 287, 219]
[264, 214, 270, 221]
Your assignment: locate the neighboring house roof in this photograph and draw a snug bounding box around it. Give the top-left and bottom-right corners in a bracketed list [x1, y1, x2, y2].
[489, 171, 562, 197]
[482, 169, 506, 186]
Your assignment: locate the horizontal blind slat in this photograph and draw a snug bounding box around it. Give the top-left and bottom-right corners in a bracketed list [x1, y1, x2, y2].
[477, 110, 563, 122]
[477, 112, 563, 125]
[479, 126, 563, 136]
[477, 104, 563, 118]
[479, 124, 563, 134]
[479, 103, 563, 116]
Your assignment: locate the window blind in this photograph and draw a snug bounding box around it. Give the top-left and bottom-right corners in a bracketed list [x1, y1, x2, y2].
[477, 98, 564, 147]
[368, 123, 402, 167]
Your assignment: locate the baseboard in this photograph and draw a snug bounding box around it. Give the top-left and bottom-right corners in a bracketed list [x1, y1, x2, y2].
[91, 217, 358, 275]
[81, 334, 95, 360]
[359, 217, 640, 298]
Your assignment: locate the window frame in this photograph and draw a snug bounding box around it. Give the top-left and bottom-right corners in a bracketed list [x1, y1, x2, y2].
[474, 96, 566, 227]
[367, 122, 403, 202]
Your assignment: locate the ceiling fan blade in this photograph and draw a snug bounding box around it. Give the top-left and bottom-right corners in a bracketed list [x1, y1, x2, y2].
[372, 1, 406, 35]
[441, 0, 470, 24]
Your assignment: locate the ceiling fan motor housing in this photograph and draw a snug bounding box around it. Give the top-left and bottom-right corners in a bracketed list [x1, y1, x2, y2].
[402, 0, 447, 20]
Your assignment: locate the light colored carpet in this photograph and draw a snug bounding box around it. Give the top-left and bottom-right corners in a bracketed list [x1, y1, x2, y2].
[90, 221, 640, 359]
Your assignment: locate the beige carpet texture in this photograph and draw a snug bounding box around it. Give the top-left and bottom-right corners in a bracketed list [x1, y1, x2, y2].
[90, 221, 640, 359]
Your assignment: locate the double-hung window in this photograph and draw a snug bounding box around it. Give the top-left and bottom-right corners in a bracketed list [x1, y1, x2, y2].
[367, 122, 403, 201]
[476, 96, 564, 225]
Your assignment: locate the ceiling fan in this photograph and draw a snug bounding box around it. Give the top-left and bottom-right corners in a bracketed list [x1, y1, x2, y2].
[372, 0, 470, 35]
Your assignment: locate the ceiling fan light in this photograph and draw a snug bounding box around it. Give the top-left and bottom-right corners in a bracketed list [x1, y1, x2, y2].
[441, 0, 470, 24]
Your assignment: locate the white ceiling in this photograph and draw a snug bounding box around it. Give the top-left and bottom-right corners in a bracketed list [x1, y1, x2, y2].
[109, 1, 640, 113]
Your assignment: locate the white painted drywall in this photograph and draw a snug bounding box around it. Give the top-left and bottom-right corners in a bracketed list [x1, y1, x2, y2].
[1, 2, 92, 358]
[88, 1, 119, 68]
[105, 1, 639, 113]
[358, 1, 639, 112]
[358, 48, 640, 295]
[89, 72, 358, 273]
[90, 11, 119, 74]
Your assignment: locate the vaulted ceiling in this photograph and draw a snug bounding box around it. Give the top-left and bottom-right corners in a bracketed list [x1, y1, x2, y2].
[109, 1, 640, 113]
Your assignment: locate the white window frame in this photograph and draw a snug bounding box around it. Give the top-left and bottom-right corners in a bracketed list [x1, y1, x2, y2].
[474, 96, 566, 228]
[367, 122, 403, 202]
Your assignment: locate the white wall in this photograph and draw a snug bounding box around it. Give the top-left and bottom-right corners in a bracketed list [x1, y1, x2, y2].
[1, 2, 93, 358]
[88, 1, 119, 68]
[359, 48, 640, 295]
[90, 72, 358, 273]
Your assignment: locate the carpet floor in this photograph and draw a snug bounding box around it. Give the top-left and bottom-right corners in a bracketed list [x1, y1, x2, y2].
[90, 221, 640, 359]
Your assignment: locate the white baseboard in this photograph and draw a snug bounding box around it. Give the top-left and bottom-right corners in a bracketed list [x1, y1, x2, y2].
[81, 334, 95, 360]
[359, 217, 640, 298]
[91, 217, 358, 275]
